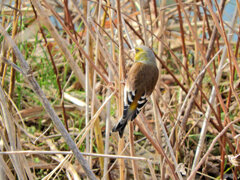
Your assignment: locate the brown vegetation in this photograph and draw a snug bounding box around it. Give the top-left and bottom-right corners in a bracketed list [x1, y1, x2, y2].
[0, 0, 240, 179]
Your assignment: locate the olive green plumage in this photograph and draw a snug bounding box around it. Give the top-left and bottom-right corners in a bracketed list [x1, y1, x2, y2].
[112, 45, 159, 138]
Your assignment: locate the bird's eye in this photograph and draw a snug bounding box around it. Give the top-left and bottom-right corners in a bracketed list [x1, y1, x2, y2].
[135, 48, 140, 53]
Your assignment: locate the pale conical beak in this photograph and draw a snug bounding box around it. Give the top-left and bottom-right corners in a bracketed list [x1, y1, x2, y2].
[130, 48, 135, 54]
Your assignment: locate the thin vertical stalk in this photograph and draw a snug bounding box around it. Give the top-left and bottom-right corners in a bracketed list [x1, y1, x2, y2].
[121, 17, 134, 49]
[152, 0, 158, 28]
[199, 13, 206, 109]
[8, 0, 20, 100]
[193, 0, 199, 77]
[154, 97, 183, 180]
[205, 0, 240, 81]
[31, 2, 69, 131]
[0, 85, 27, 179]
[175, 0, 189, 84]
[135, 114, 179, 179]
[103, 68, 112, 180]
[147, 160, 157, 180]
[85, 0, 91, 164]
[9, 1, 96, 178]
[188, 119, 240, 179]
[139, 0, 148, 46]
[121, 13, 139, 178]
[90, 0, 105, 175]
[176, 0, 225, 133]
[116, 0, 126, 179]
[129, 121, 139, 180]
[103, 1, 115, 179]
[0, 0, 12, 76]
[175, 1, 188, 136]
[157, 1, 166, 178]
[191, 4, 238, 175]
[223, 25, 240, 178]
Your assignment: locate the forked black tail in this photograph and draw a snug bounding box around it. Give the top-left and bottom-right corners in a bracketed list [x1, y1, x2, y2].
[112, 119, 128, 138]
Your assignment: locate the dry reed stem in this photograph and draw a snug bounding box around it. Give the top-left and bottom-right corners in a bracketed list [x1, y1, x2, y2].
[1, 0, 240, 178]
[116, 0, 126, 179]
[174, 47, 223, 138]
[43, 139, 80, 180]
[0, 21, 97, 180]
[45, 91, 115, 179]
[8, 0, 20, 101]
[188, 118, 240, 179]
[135, 113, 179, 179]
[0, 85, 32, 179]
[70, 0, 119, 79]
[30, 3, 69, 131]
[0, 150, 148, 160]
[103, 1, 116, 179]
[213, 1, 240, 148]
[85, 0, 91, 165]
[147, 160, 158, 180]
[154, 98, 183, 180]
[90, 0, 105, 174]
[0, 155, 15, 179]
[139, 0, 148, 46]
[206, 0, 240, 80]
[129, 121, 139, 180]
[191, 2, 238, 174]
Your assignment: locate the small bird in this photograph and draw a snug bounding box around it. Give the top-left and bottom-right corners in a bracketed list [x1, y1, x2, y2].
[112, 45, 159, 138]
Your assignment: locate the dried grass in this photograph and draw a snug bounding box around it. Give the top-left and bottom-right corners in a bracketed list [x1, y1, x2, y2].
[0, 0, 240, 179]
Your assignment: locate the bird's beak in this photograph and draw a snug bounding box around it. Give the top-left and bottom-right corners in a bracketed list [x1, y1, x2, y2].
[130, 48, 135, 54]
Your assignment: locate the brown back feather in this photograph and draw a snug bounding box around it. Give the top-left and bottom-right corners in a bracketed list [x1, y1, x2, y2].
[126, 62, 159, 97]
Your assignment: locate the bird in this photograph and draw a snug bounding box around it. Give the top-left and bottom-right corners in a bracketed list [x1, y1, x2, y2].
[112, 45, 159, 138]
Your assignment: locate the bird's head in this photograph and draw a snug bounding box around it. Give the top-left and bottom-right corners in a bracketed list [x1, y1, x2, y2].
[133, 45, 156, 64]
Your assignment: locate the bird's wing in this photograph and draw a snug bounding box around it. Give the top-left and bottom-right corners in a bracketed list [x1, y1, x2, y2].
[127, 62, 158, 95]
[123, 62, 159, 121]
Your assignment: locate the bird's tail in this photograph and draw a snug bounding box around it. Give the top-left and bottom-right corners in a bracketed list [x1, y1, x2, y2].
[112, 118, 128, 138]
